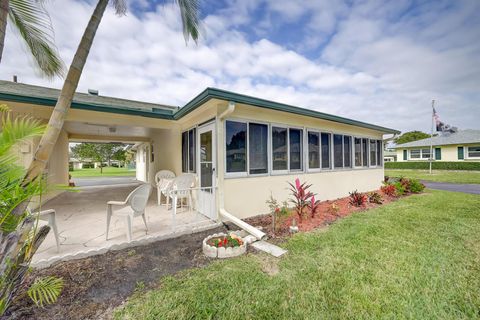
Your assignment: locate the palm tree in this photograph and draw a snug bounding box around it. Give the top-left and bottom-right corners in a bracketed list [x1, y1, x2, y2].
[0, 0, 64, 77]
[24, 0, 200, 183]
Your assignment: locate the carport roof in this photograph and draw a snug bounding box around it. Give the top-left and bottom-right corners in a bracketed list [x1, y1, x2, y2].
[0, 80, 399, 134]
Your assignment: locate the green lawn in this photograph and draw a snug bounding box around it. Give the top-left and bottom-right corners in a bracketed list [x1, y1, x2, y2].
[386, 169, 480, 184]
[69, 167, 135, 178]
[115, 190, 480, 319]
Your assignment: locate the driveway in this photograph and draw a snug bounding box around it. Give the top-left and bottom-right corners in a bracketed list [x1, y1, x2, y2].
[73, 176, 138, 187]
[422, 181, 480, 195]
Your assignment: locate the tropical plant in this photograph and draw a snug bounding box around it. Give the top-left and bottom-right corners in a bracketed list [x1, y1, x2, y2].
[265, 194, 289, 234]
[288, 178, 314, 221]
[409, 179, 425, 193]
[327, 202, 340, 216]
[24, 0, 200, 184]
[393, 182, 406, 196]
[27, 276, 63, 307]
[308, 195, 321, 218]
[368, 192, 383, 204]
[381, 184, 397, 197]
[349, 190, 367, 207]
[0, 105, 62, 314]
[0, 0, 64, 77]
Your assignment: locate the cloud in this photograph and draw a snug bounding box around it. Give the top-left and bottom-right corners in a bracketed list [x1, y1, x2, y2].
[1, 0, 478, 134]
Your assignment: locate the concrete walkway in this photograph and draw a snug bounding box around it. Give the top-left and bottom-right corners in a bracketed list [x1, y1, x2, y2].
[73, 176, 138, 187]
[422, 181, 480, 195]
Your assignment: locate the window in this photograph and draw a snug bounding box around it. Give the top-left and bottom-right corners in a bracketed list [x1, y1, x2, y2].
[249, 123, 268, 174]
[226, 121, 247, 173]
[376, 140, 383, 166]
[308, 131, 320, 169]
[362, 138, 368, 166]
[354, 138, 362, 166]
[321, 133, 331, 169]
[182, 128, 196, 173]
[333, 134, 343, 168]
[421, 148, 431, 159]
[468, 146, 480, 158]
[289, 128, 303, 171]
[344, 136, 352, 168]
[272, 127, 288, 171]
[410, 149, 421, 159]
[370, 139, 377, 166]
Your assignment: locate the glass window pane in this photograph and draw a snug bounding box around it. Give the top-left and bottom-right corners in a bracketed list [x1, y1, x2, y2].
[188, 128, 196, 172]
[182, 131, 188, 172]
[308, 131, 320, 169]
[226, 121, 246, 173]
[200, 163, 213, 188]
[421, 148, 431, 159]
[362, 138, 368, 166]
[468, 146, 480, 158]
[321, 133, 331, 169]
[377, 140, 382, 166]
[354, 138, 362, 167]
[333, 134, 343, 168]
[344, 136, 351, 168]
[370, 139, 377, 166]
[249, 123, 268, 174]
[200, 131, 212, 162]
[410, 149, 420, 159]
[272, 127, 288, 171]
[289, 129, 303, 171]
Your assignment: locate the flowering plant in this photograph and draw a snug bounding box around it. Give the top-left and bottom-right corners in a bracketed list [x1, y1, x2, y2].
[207, 234, 244, 248]
[288, 178, 314, 221]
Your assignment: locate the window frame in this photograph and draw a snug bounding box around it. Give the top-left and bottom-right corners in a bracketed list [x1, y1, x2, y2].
[466, 145, 480, 159]
[408, 148, 432, 160]
[181, 126, 197, 173]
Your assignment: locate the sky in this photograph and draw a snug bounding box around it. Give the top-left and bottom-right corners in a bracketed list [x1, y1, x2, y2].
[1, 0, 479, 134]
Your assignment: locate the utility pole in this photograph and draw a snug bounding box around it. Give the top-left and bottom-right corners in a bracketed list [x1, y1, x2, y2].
[429, 100, 435, 174]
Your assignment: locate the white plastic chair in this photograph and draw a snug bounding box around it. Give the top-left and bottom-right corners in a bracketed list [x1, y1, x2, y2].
[29, 208, 60, 253]
[106, 183, 152, 242]
[168, 173, 196, 212]
[155, 170, 175, 206]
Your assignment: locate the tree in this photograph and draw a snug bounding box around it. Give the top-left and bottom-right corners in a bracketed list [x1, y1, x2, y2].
[0, 0, 64, 77]
[24, 0, 200, 184]
[71, 143, 125, 173]
[394, 131, 431, 145]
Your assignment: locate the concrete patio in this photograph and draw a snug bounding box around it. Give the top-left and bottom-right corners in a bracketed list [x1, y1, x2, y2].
[33, 183, 218, 268]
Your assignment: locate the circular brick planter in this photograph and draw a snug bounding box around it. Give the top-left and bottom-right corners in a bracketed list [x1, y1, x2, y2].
[202, 232, 247, 259]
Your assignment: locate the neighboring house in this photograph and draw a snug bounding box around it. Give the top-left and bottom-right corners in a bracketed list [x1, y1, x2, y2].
[384, 149, 397, 162]
[0, 80, 398, 219]
[394, 130, 480, 162]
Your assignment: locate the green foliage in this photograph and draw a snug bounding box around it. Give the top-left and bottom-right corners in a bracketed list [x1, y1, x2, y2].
[385, 161, 480, 170]
[349, 190, 367, 207]
[393, 182, 405, 196]
[70, 143, 126, 166]
[409, 179, 425, 193]
[27, 276, 63, 307]
[368, 192, 383, 204]
[394, 131, 430, 145]
[266, 195, 290, 233]
[8, 0, 65, 77]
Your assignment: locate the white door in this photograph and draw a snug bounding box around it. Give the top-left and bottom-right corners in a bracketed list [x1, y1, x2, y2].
[197, 122, 216, 219]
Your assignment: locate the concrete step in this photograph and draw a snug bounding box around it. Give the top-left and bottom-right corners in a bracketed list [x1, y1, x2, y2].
[251, 240, 287, 257]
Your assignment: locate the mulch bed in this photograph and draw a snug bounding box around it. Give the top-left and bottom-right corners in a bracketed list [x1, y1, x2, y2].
[8, 189, 404, 320]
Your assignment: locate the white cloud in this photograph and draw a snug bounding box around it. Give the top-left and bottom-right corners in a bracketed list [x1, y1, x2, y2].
[1, 0, 478, 134]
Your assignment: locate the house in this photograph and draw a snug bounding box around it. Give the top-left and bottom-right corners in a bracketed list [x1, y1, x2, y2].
[383, 149, 397, 162]
[394, 130, 480, 162]
[1, 80, 399, 221]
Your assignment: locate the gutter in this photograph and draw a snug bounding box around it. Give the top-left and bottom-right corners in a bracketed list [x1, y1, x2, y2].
[219, 208, 267, 240]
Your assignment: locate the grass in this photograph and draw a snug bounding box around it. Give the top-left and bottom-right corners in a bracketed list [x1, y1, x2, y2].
[69, 167, 135, 178]
[115, 190, 480, 319]
[386, 169, 480, 184]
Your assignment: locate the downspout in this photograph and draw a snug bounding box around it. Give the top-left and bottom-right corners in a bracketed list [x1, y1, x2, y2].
[216, 101, 267, 241]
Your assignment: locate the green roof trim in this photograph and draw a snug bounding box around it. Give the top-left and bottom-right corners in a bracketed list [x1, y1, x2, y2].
[175, 87, 400, 134]
[0, 81, 399, 134]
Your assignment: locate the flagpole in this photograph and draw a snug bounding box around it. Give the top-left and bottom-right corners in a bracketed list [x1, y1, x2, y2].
[429, 99, 435, 174]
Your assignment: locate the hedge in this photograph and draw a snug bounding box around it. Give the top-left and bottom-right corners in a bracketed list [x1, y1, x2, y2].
[385, 161, 480, 171]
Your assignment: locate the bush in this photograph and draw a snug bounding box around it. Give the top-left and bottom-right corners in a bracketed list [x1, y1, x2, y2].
[349, 190, 367, 207]
[381, 184, 397, 197]
[393, 182, 405, 196]
[368, 192, 383, 204]
[409, 179, 425, 193]
[385, 161, 480, 171]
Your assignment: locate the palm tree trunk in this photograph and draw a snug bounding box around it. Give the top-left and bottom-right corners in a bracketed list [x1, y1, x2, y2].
[23, 0, 109, 185]
[0, 0, 9, 64]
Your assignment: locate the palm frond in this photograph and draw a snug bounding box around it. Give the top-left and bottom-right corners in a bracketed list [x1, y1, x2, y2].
[112, 0, 127, 16]
[175, 0, 200, 44]
[0, 113, 44, 157]
[27, 276, 63, 307]
[8, 0, 65, 78]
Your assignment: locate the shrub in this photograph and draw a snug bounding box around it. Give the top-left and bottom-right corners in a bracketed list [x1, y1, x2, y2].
[349, 190, 367, 207]
[399, 177, 412, 193]
[381, 184, 397, 197]
[308, 195, 321, 218]
[368, 192, 383, 204]
[393, 182, 405, 196]
[409, 179, 426, 193]
[266, 195, 290, 233]
[288, 178, 314, 221]
[385, 161, 480, 171]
